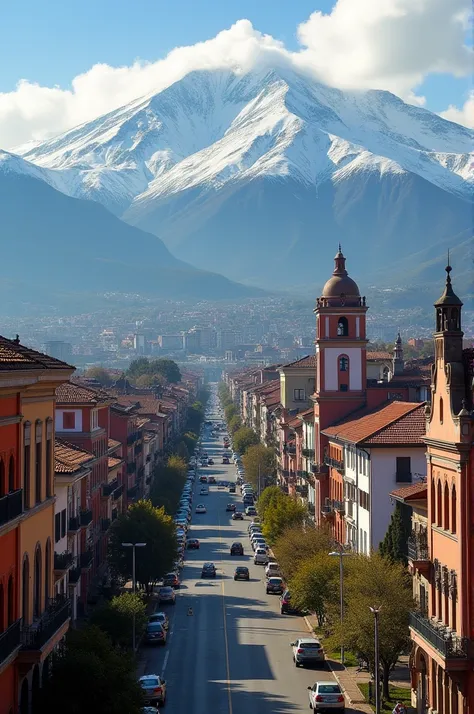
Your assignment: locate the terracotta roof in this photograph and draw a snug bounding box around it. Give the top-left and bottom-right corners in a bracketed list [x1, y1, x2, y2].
[136, 416, 151, 429]
[108, 456, 123, 470]
[110, 395, 160, 415]
[108, 438, 121, 451]
[390, 482, 427, 502]
[367, 351, 392, 361]
[322, 401, 426, 445]
[56, 381, 112, 405]
[281, 355, 317, 369]
[55, 438, 95, 474]
[0, 335, 75, 372]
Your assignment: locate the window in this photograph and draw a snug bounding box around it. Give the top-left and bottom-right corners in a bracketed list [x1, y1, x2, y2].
[451, 485, 457, 534]
[55, 513, 61, 543]
[359, 490, 370, 511]
[395, 456, 411, 482]
[293, 389, 306, 401]
[437, 480, 442, 527]
[60, 509, 66, 538]
[62, 412, 76, 430]
[45, 540, 51, 603]
[91, 409, 99, 430]
[35, 421, 43, 505]
[0, 459, 4, 498]
[339, 356, 349, 372]
[444, 482, 450, 531]
[439, 397, 444, 425]
[22, 556, 29, 624]
[33, 545, 42, 619]
[337, 317, 348, 336]
[46, 419, 53, 497]
[8, 456, 15, 492]
[23, 422, 31, 509]
[339, 384, 348, 392]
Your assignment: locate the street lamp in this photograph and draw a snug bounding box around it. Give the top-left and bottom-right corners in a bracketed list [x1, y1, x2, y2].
[328, 546, 351, 665]
[122, 542, 146, 650]
[369, 606, 382, 714]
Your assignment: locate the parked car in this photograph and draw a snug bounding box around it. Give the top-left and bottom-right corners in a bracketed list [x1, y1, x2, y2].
[266, 577, 285, 595]
[138, 675, 167, 706]
[234, 566, 250, 581]
[307, 682, 345, 711]
[187, 538, 200, 549]
[232, 511, 244, 520]
[201, 562, 217, 578]
[265, 562, 282, 578]
[145, 622, 167, 645]
[222, 457, 230, 464]
[199, 475, 208, 483]
[148, 611, 169, 630]
[229, 483, 235, 492]
[280, 589, 300, 615]
[208, 476, 216, 484]
[226, 503, 236, 512]
[208, 459, 214, 465]
[245, 506, 257, 516]
[254, 547, 269, 565]
[158, 586, 176, 605]
[230, 542, 244, 556]
[195, 504, 207, 513]
[162, 572, 180, 588]
[199, 487, 209, 496]
[292, 638, 325, 667]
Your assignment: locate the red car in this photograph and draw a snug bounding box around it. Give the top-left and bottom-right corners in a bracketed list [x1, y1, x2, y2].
[187, 538, 200, 549]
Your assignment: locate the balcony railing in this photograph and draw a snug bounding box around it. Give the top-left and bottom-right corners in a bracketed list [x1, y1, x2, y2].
[0, 619, 21, 666]
[80, 550, 93, 569]
[102, 479, 118, 497]
[408, 533, 429, 562]
[333, 500, 345, 515]
[0, 489, 23, 528]
[286, 445, 296, 455]
[321, 505, 334, 517]
[409, 612, 469, 659]
[311, 463, 328, 476]
[127, 462, 136, 474]
[296, 484, 308, 497]
[80, 509, 93, 527]
[68, 515, 80, 533]
[21, 597, 70, 650]
[302, 448, 315, 458]
[113, 484, 124, 500]
[54, 552, 73, 571]
[324, 455, 345, 473]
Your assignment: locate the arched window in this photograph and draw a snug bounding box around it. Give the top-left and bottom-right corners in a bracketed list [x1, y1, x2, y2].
[451, 485, 457, 534]
[337, 317, 348, 337]
[33, 545, 42, 619]
[339, 356, 349, 372]
[45, 539, 51, 604]
[35, 420, 43, 505]
[8, 455, 15, 492]
[444, 482, 450, 531]
[430, 481, 435, 524]
[437, 480, 442, 527]
[7, 575, 14, 626]
[22, 555, 29, 624]
[23, 422, 31, 509]
[0, 459, 5, 498]
[439, 397, 444, 425]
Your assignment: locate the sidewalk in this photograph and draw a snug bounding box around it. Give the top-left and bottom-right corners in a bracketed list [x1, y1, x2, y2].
[303, 614, 411, 714]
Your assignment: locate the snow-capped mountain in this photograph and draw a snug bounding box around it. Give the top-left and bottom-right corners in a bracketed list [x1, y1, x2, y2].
[13, 67, 473, 288]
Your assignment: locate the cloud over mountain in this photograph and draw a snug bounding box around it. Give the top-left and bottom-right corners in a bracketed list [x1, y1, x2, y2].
[0, 0, 471, 149]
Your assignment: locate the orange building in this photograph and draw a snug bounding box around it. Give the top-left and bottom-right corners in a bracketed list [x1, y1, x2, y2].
[0, 335, 73, 714]
[408, 266, 474, 714]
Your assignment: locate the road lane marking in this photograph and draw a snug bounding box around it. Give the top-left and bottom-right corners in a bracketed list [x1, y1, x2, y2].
[161, 650, 170, 677]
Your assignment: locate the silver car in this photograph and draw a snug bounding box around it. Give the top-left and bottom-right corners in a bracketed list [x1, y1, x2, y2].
[308, 681, 345, 711]
[291, 638, 325, 667]
[139, 674, 167, 706]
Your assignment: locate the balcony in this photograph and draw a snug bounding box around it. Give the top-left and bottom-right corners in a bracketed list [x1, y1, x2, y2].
[0, 619, 21, 668]
[324, 455, 345, 474]
[302, 448, 315, 458]
[80, 550, 94, 569]
[68, 566, 81, 585]
[68, 515, 80, 533]
[286, 445, 296, 455]
[102, 479, 118, 497]
[127, 484, 139, 499]
[21, 597, 70, 653]
[296, 484, 308, 497]
[54, 552, 73, 574]
[408, 532, 429, 571]
[0, 489, 23, 528]
[80, 509, 93, 527]
[334, 500, 345, 515]
[311, 463, 329, 478]
[321, 505, 335, 519]
[113, 484, 124, 500]
[101, 518, 111, 532]
[409, 612, 470, 665]
[127, 462, 136, 474]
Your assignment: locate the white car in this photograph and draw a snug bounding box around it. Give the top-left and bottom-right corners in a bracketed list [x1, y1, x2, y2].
[254, 547, 268, 565]
[265, 562, 282, 578]
[195, 504, 207, 514]
[200, 487, 209, 495]
[308, 681, 345, 710]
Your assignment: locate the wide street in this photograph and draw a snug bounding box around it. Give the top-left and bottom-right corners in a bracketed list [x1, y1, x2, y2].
[138, 397, 349, 713]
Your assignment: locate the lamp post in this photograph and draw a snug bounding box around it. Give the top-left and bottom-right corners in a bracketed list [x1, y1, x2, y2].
[369, 606, 382, 714]
[328, 546, 351, 665]
[122, 542, 146, 650]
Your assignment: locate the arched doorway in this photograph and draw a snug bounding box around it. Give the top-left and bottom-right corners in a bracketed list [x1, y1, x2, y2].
[418, 653, 427, 714]
[31, 665, 40, 712]
[19, 678, 29, 714]
[33, 545, 42, 619]
[22, 555, 29, 624]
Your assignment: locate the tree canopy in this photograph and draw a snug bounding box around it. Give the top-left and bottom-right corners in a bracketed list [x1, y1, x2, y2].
[150, 455, 187, 515]
[379, 502, 410, 564]
[228, 414, 242, 434]
[127, 357, 181, 384]
[84, 366, 114, 387]
[272, 523, 334, 580]
[224, 403, 238, 422]
[108, 500, 177, 592]
[90, 593, 147, 650]
[289, 552, 339, 626]
[260, 492, 307, 544]
[232, 426, 260, 455]
[39, 625, 144, 714]
[242, 444, 276, 490]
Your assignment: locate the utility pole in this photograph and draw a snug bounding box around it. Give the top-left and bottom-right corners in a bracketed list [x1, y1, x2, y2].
[122, 542, 146, 650]
[328, 546, 351, 665]
[370, 606, 382, 714]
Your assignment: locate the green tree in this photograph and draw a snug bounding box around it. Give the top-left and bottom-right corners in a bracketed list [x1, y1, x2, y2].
[242, 444, 276, 490]
[326, 553, 414, 699]
[176, 440, 190, 462]
[90, 593, 147, 650]
[228, 414, 242, 434]
[38, 625, 144, 714]
[150, 456, 187, 514]
[134, 373, 164, 389]
[127, 357, 151, 379]
[186, 400, 205, 433]
[261, 494, 307, 544]
[182, 431, 198, 453]
[149, 358, 181, 384]
[257, 485, 285, 521]
[289, 552, 339, 626]
[108, 500, 177, 593]
[233, 426, 260, 455]
[224, 403, 238, 422]
[379, 502, 410, 564]
[84, 367, 114, 387]
[273, 523, 334, 580]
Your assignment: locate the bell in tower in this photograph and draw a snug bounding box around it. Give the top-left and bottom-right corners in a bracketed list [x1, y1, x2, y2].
[434, 261, 463, 364]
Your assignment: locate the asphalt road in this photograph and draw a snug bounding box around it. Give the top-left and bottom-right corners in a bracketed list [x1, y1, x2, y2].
[139, 395, 341, 713]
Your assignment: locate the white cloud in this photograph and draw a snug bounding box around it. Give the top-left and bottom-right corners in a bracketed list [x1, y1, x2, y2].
[440, 92, 474, 128]
[0, 0, 471, 149]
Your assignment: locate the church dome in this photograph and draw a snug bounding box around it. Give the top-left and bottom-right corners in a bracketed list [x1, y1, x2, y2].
[321, 247, 360, 302]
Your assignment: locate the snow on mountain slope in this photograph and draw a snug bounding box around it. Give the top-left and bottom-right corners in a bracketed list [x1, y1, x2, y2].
[14, 67, 473, 218]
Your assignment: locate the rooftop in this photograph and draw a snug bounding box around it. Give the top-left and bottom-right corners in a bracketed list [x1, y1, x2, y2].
[56, 381, 112, 405]
[280, 354, 317, 369]
[390, 482, 428, 502]
[322, 401, 426, 446]
[55, 439, 95, 474]
[0, 335, 74, 372]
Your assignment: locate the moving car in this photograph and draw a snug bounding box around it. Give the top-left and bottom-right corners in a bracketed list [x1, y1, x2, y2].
[254, 547, 268, 565]
[201, 562, 216, 578]
[195, 504, 207, 514]
[199, 475, 208, 483]
[232, 511, 244, 520]
[158, 586, 176, 605]
[226, 503, 236, 512]
[148, 611, 169, 630]
[280, 589, 300, 615]
[139, 675, 167, 706]
[234, 566, 250, 581]
[162, 572, 180, 588]
[222, 457, 230, 464]
[208, 459, 214, 465]
[208, 476, 216, 484]
[266, 577, 285, 595]
[308, 682, 345, 711]
[145, 622, 167, 645]
[199, 487, 209, 496]
[228, 483, 235, 492]
[187, 538, 200, 549]
[292, 638, 325, 667]
[230, 542, 244, 556]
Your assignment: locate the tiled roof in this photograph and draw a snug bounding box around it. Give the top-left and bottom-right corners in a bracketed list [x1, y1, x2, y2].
[298, 407, 314, 420]
[322, 401, 426, 445]
[0, 335, 75, 372]
[367, 351, 392, 361]
[56, 381, 112, 405]
[111, 395, 160, 414]
[390, 482, 427, 502]
[281, 355, 317, 369]
[108, 438, 121, 451]
[288, 415, 303, 428]
[55, 438, 95, 474]
[136, 416, 151, 429]
[108, 456, 123, 470]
